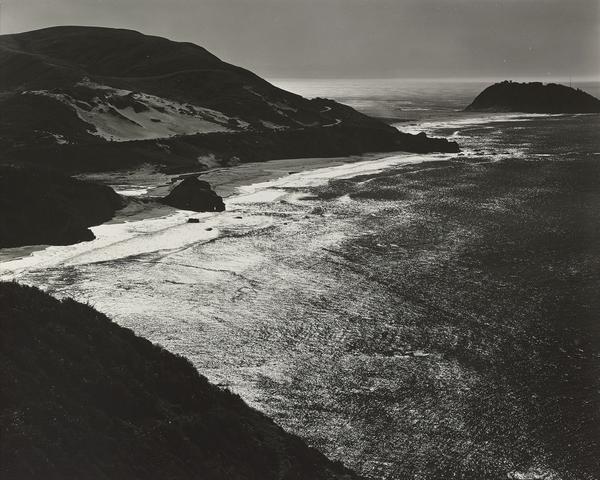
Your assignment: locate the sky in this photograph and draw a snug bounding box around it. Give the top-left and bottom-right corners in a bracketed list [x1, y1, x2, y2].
[1, 0, 599, 80]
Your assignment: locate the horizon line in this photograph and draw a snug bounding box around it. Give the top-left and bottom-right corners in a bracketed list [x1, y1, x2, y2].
[269, 76, 600, 83]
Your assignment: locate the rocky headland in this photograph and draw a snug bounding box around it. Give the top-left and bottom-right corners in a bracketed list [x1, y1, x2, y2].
[0, 167, 124, 248]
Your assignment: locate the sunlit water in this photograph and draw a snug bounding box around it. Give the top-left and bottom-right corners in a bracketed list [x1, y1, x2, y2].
[2, 79, 599, 479]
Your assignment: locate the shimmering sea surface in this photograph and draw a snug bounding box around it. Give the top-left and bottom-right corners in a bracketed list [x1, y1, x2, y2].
[2, 79, 599, 479]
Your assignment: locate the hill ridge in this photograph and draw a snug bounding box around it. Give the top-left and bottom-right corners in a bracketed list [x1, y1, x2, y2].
[0, 26, 459, 173]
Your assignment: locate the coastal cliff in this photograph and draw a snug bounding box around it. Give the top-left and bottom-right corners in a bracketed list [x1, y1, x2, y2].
[160, 177, 226, 212]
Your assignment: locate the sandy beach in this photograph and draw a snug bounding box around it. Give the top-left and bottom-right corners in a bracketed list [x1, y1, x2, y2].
[76, 152, 413, 228]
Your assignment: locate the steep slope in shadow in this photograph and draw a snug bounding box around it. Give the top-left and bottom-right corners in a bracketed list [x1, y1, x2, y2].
[0, 282, 360, 480]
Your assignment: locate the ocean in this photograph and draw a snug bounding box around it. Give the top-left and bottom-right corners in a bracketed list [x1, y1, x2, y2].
[2, 79, 599, 479]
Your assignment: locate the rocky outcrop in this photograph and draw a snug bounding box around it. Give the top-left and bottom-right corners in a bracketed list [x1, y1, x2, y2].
[0, 167, 124, 248]
[0, 282, 360, 480]
[160, 177, 225, 212]
[396, 131, 460, 153]
[465, 81, 600, 113]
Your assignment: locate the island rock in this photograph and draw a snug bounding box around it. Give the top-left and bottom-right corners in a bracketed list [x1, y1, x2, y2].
[465, 80, 600, 114]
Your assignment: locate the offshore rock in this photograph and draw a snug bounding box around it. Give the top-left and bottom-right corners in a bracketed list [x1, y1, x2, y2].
[160, 177, 225, 212]
[465, 80, 600, 114]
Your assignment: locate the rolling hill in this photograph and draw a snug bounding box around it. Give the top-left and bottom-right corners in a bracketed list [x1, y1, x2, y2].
[0, 281, 360, 480]
[0, 26, 458, 173]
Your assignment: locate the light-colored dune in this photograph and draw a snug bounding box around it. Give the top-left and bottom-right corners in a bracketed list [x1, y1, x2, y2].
[25, 80, 248, 142]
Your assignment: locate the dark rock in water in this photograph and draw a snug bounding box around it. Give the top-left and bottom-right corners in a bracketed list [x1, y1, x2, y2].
[0, 282, 359, 480]
[465, 80, 600, 113]
[187, 218, 200, 223]
[310, 206, 325, 215]
[160, 177, 225, 212]
[0, 167, 124, 248]
[395, 130, 460, 153]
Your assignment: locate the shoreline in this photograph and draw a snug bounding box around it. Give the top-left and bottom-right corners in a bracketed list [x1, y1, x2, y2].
[0, 150, 453, 273]
[0, 152, 405, 266]
[81, 151, 398, 200]
[79, 151, 411, 226]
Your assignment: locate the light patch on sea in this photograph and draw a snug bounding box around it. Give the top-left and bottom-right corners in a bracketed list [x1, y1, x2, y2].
[231, 152, 450, 203]
[111, 185, 152, 197]
[397, 112, 561, 136]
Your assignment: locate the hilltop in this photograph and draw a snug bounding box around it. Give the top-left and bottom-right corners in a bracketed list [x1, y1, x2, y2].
[0, 26, 458, 174]
[0, 282, 359, 480]
[465, 80, 600, 114]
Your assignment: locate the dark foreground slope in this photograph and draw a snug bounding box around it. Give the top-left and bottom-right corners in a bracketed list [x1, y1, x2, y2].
[0, 167, 123, 248]
[0, 282, 358, 480]
[465, 80, 600, 113]
[0, 26, 457, 173]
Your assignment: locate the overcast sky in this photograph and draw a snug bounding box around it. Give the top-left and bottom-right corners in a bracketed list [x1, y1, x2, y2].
[2, 0, 599, 80]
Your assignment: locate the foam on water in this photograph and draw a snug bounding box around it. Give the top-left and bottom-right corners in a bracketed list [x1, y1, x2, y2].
[233, 153, 451, 198]
[112, 186, 151, 197]
[397, 113, 560, 136]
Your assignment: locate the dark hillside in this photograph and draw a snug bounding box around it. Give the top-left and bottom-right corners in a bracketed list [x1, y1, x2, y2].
[0, 167, 124, 247]
[0, 26, 458, 169]
[0, 282, 359, 480]
[2, 124, 459, 175]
